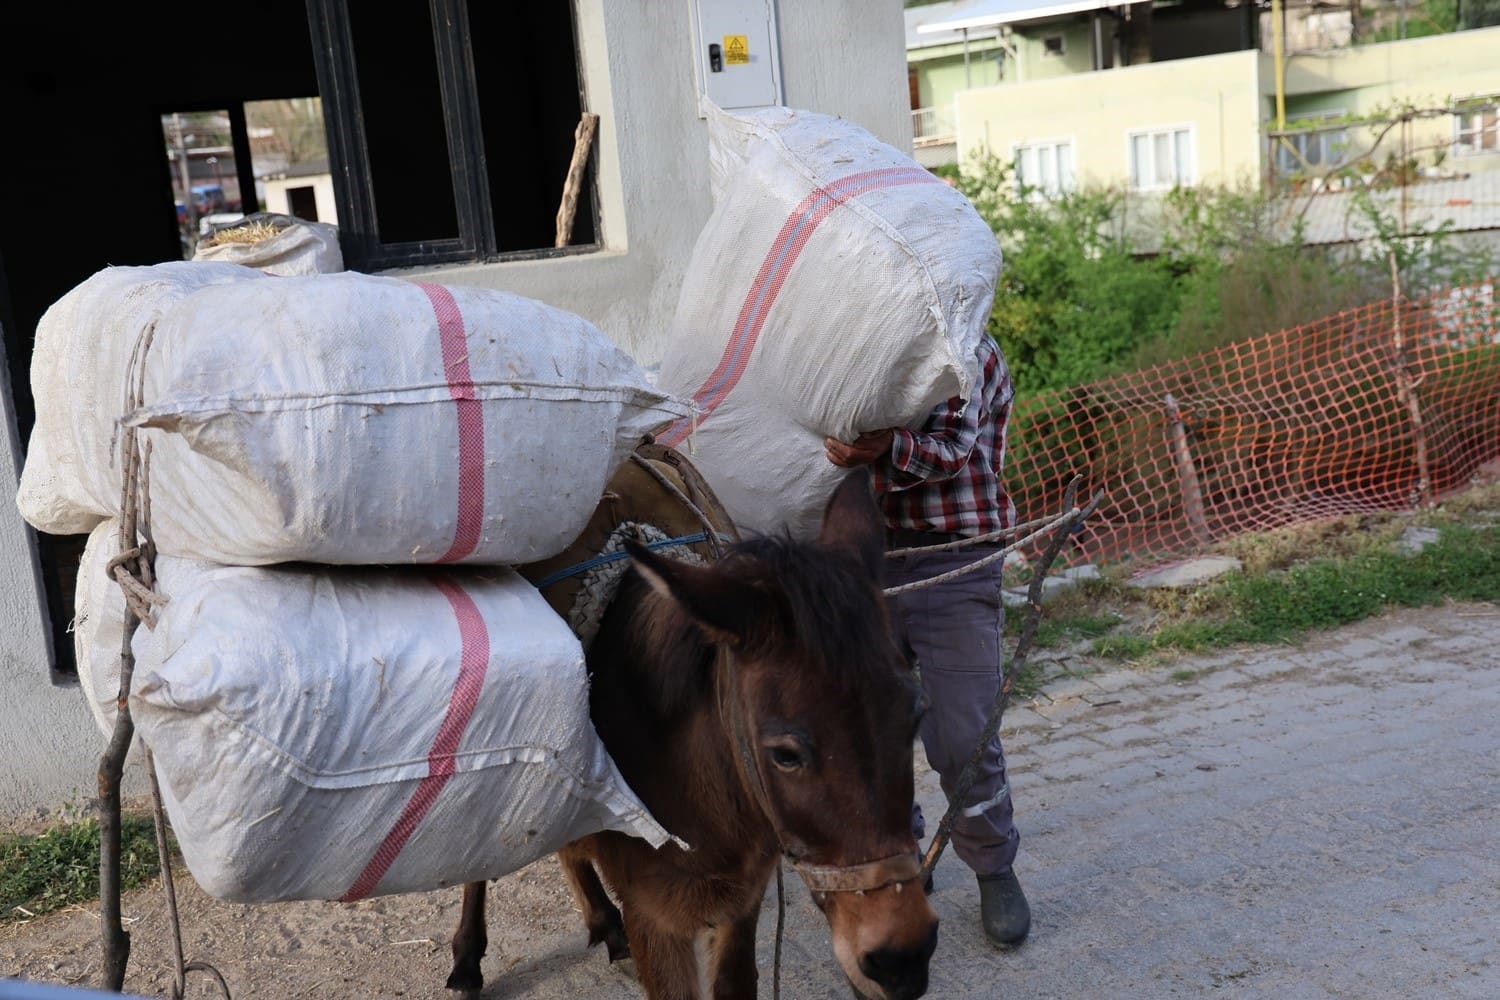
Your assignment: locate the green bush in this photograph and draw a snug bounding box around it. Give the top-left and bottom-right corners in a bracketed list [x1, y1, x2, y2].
[949, 156, 1495, 395]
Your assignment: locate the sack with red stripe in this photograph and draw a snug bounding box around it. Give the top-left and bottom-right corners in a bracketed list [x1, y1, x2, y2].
[22, 266, 689, 565]
[75, 520, 671, 902]
[18, 261, 267, 536]
[656, 106, 1002, 538]
[69, 522, 127, 738]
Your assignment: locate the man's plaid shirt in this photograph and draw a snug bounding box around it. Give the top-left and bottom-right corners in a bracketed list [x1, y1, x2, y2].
[872, 336, 1016, 537]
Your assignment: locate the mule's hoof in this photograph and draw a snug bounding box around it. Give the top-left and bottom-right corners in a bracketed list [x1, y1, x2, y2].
[444, 964, 483, 994]
[587, 922, 631, 962]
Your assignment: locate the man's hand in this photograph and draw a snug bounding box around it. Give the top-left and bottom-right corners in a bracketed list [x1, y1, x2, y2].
[824, 429, 895, 468]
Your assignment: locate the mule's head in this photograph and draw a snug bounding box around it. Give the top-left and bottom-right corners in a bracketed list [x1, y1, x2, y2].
[629, 470, 937, 1000]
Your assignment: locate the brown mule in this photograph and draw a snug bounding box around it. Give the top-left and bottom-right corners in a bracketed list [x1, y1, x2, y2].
[448, 470, 936, 999]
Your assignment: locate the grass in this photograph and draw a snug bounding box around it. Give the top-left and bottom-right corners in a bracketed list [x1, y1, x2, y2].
[1, 814, 164, 923]
[1004, 480, 1500, 666]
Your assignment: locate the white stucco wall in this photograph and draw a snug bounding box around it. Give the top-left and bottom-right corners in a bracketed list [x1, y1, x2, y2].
[405, 0, 913, 367]
[0, 352, 128, 825]
[262, 173, 339, 226]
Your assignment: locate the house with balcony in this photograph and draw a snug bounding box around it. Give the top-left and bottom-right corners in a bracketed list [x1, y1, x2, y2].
[909, 0, 1500, 203]
[948, 24, 1500, 197]
[906, 0, 1261, 167]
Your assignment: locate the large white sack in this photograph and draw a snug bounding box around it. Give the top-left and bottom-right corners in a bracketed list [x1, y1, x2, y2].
[23, 267, 690, 564]
[17, 262, 266, 535]
[192, 214, 343, 275]
[656, 106, 1002, 538]
[72, 521, 126, 737]
[103, 537, 672, 903]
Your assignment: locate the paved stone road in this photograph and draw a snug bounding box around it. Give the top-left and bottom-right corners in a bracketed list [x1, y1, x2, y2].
[4, 603, 1496, 998]
[908, 601, 1500, 999]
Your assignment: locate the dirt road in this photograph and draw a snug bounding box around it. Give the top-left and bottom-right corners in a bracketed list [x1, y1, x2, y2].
[4, 602, 1496, 998]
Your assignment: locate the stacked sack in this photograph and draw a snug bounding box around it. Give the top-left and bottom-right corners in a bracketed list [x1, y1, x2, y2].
[20, 255, 687, 902]
[656, 106, 1004, 539]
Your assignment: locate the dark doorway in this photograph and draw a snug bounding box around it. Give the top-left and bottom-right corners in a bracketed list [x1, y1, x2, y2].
[287, 185, 320, 221]
[0, 1, 321, 679]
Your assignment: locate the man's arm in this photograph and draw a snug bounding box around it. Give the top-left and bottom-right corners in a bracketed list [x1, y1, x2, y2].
[822, 389, 981, 489]
[880, 389, 985, 490]
[824, 338, 1005, 488]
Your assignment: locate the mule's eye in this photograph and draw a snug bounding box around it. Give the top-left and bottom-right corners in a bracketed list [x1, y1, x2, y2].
[767, 745, 808, 772]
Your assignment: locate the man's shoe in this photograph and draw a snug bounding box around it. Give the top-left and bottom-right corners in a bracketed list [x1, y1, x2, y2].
[977, 868, 1030, 947]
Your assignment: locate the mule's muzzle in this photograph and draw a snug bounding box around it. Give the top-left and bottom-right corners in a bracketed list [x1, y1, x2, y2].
[856, 921, 937, 1000]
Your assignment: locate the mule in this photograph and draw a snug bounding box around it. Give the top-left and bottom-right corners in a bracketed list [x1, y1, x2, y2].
[447, 470, 936, 999]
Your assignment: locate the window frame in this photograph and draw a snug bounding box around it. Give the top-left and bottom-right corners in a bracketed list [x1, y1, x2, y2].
[1452, 94, 1500, 158]
[305, 0, 598, 270]
[1011, 136, 1077, 198]
[1276, 110, 1351, 174]
[1125, 123, 1196, 191]
[1042, 34, 1066, 57]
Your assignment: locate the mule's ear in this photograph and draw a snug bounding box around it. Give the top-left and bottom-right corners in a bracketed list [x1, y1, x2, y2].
[626, 540, 767, 642]
[818, 469, 885, 580]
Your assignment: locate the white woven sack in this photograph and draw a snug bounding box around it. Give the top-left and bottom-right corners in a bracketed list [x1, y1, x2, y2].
[71, 521, 125, 737]
[656, 106, 1002, 539]
[192, 215, 344, 275]
[24, 267, 689, 565]
[117, 547, 671, 903]
[17, 262, 265, 536]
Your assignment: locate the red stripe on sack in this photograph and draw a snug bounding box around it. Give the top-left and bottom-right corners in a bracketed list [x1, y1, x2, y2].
[658, 167, 936, 447]
[340, 578, 492, 902]
[416, 282, 485, 563]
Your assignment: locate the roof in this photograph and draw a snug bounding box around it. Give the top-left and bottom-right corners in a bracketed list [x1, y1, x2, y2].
[908, 0, 1113, 47]
[1122, 172, 1500, 256]
[1292, 172, 1500, 246]
[257, 157, 332, 181]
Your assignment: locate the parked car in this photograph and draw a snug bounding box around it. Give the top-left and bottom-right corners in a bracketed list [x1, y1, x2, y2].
[191, 184, 229, 216]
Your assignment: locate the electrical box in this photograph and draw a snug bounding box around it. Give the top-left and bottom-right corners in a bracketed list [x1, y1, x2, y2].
[691, 0, 783, 111]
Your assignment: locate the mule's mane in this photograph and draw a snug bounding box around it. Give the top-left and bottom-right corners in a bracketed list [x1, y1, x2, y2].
[598, 533, 896, 720]
[728, 534, 891, 687]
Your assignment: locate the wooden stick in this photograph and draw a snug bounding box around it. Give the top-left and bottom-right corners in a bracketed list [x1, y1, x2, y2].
[1389, 252, 1432, 507]
[1165, 393, 1211, 544]
[555, 112, 600, 248]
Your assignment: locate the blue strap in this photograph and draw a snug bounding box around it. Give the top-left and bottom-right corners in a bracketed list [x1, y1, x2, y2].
[532, 532, 728, 589]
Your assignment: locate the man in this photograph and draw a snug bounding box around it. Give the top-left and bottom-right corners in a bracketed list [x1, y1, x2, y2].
[823, 333, 1030, 948]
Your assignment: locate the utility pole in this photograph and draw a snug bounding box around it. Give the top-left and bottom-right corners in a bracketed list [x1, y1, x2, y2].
[172, 113, 199, 250]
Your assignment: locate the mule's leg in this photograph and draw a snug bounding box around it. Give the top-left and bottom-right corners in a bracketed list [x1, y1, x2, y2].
[558, 843, 630, 962]
[707, 908, 760, 1000]
[624, 913, 700, 1000]
[446, 880, 487, 994]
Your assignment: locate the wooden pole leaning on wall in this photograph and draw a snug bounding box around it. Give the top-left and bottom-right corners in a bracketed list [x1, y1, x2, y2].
[555, 112, 600, 248]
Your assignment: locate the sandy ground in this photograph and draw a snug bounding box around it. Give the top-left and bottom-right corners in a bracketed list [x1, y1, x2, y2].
[3, 602, 1497, 998]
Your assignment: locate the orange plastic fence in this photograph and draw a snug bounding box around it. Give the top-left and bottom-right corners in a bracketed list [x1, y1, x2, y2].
[1005, 281, 1500, 566]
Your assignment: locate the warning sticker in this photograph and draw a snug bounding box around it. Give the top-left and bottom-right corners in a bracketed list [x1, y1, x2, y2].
[723, 35, 749, 64]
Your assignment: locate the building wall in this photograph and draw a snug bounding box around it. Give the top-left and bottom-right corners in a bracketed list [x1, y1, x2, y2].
[405, 0, 911, 370]
[955, 49, 1263, 188]
[1271, 27, 1500, 176]
[1279, 26, 1500, 102]
[262, 174, 339, 226]
[913, 46, 1005, 113]
[1011, 22, 1097, 81]
[0, 349, 123, 824]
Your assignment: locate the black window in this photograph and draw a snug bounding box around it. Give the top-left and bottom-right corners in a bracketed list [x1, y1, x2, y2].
[306, 0, 597, 270]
